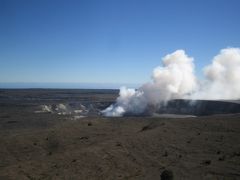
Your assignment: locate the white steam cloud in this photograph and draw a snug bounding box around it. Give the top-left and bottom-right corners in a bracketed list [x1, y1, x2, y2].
[102, 48, 240, 117]
[192, 48, 240, 99]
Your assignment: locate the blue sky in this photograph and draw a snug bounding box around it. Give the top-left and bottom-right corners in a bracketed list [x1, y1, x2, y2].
[0, 0, 240, 88]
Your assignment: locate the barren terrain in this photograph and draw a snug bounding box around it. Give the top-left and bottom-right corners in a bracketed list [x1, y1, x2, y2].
[0, 89, 240, 180]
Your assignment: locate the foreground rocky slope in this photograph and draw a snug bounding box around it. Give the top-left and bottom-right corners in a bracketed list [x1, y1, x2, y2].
[1, 115, 240, 180]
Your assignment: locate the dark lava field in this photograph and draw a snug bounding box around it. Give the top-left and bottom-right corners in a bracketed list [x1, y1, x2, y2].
[0, 89, 240, 180]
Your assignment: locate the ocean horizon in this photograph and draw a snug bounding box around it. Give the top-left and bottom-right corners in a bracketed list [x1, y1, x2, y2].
[0, 82, 140, 89]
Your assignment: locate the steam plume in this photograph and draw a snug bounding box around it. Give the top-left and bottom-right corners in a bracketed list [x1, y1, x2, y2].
[191, 48, 240, 99]
[102, 48, 240, 117]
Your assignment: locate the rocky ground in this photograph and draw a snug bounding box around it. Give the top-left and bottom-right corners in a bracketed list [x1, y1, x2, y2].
[0, 89, 240, 180]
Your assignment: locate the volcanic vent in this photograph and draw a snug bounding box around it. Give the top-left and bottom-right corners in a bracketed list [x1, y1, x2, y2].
[102, 48, 240, 117]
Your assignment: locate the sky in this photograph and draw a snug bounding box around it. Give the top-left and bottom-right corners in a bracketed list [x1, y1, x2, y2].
[0, 0, 240, 88]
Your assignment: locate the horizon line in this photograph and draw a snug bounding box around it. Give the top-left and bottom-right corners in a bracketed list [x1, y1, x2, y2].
[0, 82, 140, 89]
